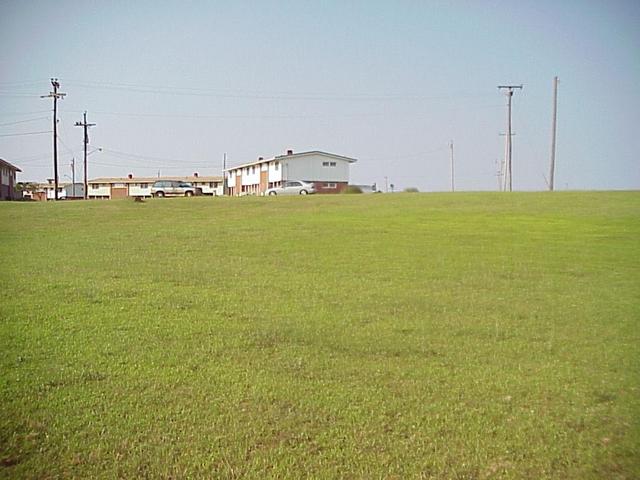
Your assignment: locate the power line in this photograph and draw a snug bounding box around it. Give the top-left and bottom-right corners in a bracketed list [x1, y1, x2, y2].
[75, 112, 96, 200]
[0, 79, 48, 87]
[497, 84, 523, 192]
[0, 110, 53, 118]
[449, 140, 455, 192]
[364, 146, 448, 163]
[0, 92, 43, 98]
[549, 76, 559, 191]
[64, 79, 494, 102]
[41, 78, 66, 200]
[57, 102, 502, 121]
[0, 130, 52, 137]
[0, 116, 50, 127]
[100, 147, 208, 166]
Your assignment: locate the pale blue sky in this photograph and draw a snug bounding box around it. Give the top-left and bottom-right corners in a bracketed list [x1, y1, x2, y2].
[1, 0, 638, 191]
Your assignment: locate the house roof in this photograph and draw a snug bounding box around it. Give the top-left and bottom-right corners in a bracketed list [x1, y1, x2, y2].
[0, 158, 22, 172]
[225, 150, 357, 172]
[88, 175, 222, 184]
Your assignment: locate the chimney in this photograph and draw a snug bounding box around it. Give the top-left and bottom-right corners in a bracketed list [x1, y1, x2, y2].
[193, 172, 199, 177]
[286, 149, 293, 155]
[128, 173, 133, 179]
[258, 157, 264, 161]
[47, 178, 54, 185]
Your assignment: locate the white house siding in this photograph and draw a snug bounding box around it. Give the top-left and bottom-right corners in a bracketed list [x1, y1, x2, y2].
[241, 166, 260, 185]
[128, 184, 152, 197]
[194, 181, 223, 196]
[45, 186, 64, 200]
[89, 184, 110, 198]
[267, 161, 282, 184]
[281, 154, 350, 183]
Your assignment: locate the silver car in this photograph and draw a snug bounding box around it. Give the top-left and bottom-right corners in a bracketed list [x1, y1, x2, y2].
[265, 180, 316, 196]
[151, 180, 201, 197]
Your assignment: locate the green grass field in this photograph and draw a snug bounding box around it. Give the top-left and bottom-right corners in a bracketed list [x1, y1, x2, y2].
[1, 192, 638, 479]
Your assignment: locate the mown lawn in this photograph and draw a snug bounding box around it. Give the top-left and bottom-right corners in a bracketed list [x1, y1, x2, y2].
[0, 192, 638, 479]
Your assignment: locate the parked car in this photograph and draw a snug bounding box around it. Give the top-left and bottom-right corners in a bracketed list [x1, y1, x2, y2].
[265, 180, 316, 196]
[151, 180, 201, 197]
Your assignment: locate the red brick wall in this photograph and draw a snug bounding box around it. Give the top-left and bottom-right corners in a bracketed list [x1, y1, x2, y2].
[312, 181, 348, 194]
[260, 170, 269, 195]
[235, 173, 242, 196]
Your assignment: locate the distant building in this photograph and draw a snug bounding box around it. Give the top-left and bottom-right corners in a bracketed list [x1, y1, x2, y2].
[62, 183, 85, 199]
[88, 173, 223, 199]
[0, 159, 21, 200]
[224, 150, 357, 196]
[24, 180, 83, 201]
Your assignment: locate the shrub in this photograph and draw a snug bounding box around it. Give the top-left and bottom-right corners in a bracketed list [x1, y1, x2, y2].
[404, 187, 419, 193]
[345, 185, 363, 194]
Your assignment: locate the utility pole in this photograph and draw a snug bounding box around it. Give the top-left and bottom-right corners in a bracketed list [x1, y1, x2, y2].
[495, 159, 502, 191]
[449, 140, 455, 192]
[384, 176, 388, 193]
[41, 78, 66, 200]
[549, 76, 559, 191]
[498, 84, 522, 191]
[223, 152, 227, 196]
[74, 111, 96, 200]
[70, 158, 75, 198]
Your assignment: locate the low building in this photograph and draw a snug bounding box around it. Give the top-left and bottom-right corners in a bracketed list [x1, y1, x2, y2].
[62, 183, 85, 199]
[23, 180, 83, 201]
[224, 150, 357, 196]
[0, 159, 21, 200]
[88, 174, 223, 199]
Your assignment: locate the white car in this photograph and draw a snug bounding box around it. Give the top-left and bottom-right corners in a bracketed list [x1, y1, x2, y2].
[265, 180, 316, 196]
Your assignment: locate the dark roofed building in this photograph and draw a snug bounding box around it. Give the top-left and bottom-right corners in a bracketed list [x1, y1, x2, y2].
[0, 159, 21, 200]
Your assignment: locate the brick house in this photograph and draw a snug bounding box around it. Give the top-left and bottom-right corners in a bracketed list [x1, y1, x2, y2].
[0, 159, 21, 200]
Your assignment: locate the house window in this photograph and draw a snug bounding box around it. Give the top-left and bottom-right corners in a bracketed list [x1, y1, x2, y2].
[274, 162, 279, 171]
[323, 161, 337, 167]
[92, 184, 99, 189]
[251, 166, 255, 174]
[324, 183, 337, 189]
[330, 162, 336, 167]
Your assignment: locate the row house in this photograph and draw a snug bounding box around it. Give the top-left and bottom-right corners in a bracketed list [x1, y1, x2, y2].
[88, 174, 223, 199]
[225, 150, 357, 196]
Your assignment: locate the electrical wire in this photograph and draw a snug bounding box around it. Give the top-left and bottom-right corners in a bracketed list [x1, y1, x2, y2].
[63, 79, 494, 102]
[0, 79, 48, 87]
[0, 110, 52, 118]
[0, 116, 50, 127]
[100, 147, 211, 166]
[0, 92, 43, 98]
[0, 130, 52, 137]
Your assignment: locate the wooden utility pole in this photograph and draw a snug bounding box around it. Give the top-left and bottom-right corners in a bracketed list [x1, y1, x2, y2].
[70, 158, 75, 198]
[223, 152, 227, 196]
[449, 140, 455, 192]
[41, 78, 66, 200]
[498, 85, 523, 191]
[74, 112, 96, 200]
[549, 76, 559, 191]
